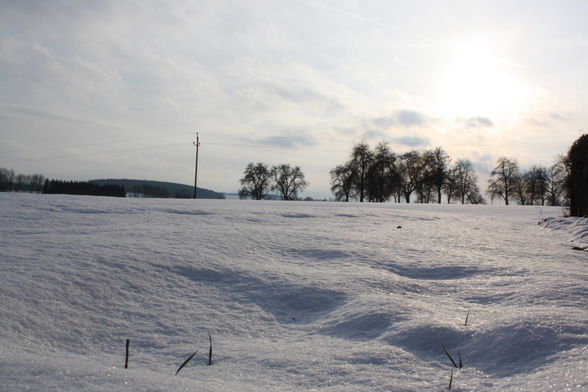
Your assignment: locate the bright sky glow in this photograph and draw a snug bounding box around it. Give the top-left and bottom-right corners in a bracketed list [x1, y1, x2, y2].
[438, 41, 534, 120]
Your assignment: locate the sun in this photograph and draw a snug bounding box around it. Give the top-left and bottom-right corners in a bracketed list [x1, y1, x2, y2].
[437, 41, 532, 121]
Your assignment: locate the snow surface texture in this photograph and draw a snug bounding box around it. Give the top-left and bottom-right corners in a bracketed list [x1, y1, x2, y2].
[1, 193, 586, 391]
[541, 216, 588, 245]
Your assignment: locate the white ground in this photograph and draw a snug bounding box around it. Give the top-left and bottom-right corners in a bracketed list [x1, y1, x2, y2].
[1, 193, 586, 392]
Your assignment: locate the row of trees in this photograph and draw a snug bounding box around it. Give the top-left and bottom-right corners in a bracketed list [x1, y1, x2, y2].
[0, 168, 46, 193]
[330, 133, 587, 212]
[330, 142, 483, 204]
[1, 167, 126, 197]
[239, 162, 308, 200]
[486, 157, 567, 206]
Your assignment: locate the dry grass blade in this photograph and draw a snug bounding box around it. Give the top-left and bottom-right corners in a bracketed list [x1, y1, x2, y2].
[442, 344, 458, 368]
[448, 369, 453, 390]
[208, 332, 213, 366]
[464, 309, 470, 326]
[175, 350, 198, 376]
[125, 339, 129, 369]
[458, 351, 463, 368]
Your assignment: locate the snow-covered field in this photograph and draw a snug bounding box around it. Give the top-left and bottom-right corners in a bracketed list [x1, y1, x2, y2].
[1, 193, 586, 391]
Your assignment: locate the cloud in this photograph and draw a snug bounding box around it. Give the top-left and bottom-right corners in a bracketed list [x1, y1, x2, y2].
[397, 110, 426, 126]
[0, 103, 127, 130]
[459, 116, 494, 128]
[363, 130, 386, 139]
[372, 109, 428, 129]
[334, 126, 356, 136]
[470, 151, 495, 174]
[527, 112, 568, 127]
[372, 115, 396, 128]
[550, 112, 567, 121]
[252, 135, 316, 149]
[391, 135, 430, 147]
[249, 83, 343, 110]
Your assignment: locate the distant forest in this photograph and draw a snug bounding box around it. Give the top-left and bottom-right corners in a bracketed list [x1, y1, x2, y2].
[46, 180, 125, 197]
[91, 179, 225, 199]
[0, 169, 225, 199]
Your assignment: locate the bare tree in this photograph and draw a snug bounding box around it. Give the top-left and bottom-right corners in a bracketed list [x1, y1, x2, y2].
[398, 151, 425, 203]
[0, 168, 15, 191]
[29, 174, 45, 193]
[546, 156, 567, 206]
[350, 142, 373, 202]
[0, 169, 44, 193]
[443, 166, 459, 204]
[453, 159, 479, 204]
[424, 147, 450, 204]
[330, 163, 355, 202]
[239, 162, 271, 200]
[366, 142, 399, 202]
[271, 164, 308, 200]
[466, 183, 485, 204]
[14, 174, 29, 192]
[535, 167, 549, 206]
[487, 157, 519, 205]
[525, 166, 548, 205]
[513, 173, 528, 205]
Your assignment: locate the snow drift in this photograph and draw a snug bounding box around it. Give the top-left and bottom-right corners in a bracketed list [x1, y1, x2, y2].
[541, 216, 588, 245]
[1, 193, 586, 391]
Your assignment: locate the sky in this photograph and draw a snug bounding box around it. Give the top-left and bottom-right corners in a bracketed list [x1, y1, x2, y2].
[1, 0, 587, 198]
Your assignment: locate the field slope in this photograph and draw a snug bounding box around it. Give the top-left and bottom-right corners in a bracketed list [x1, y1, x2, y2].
[1, 193, 586, 391]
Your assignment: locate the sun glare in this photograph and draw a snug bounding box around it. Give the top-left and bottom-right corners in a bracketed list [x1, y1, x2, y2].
[438, 41, 532, 121]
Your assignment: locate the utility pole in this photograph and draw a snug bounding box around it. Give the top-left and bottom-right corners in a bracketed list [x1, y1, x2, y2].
[193, 132, 200, 199]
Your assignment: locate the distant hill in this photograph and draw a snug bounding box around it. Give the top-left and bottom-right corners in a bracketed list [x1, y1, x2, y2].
[90, 179, 225, 199]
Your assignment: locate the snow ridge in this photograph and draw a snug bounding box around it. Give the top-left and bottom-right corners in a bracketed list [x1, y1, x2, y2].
[541, 216, 588, 244]
[1, 193, 586, 391]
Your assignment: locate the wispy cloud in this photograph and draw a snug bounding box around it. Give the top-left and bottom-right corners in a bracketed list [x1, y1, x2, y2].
[363, 130, 386, 139]
[391, 135, 430, 147]
[302, 0, 392, 29]
[0, 103, 130, 130]
[397, 110, 427, 126]
[240, 82, 343, 111]
[334, 126, 356, 136]
[470, 151, 494, 174]
[526, 112, 568, 127]
[250, 135, 316, 149]
[372, 109, 428, 129]
[459, 116, 494, 128]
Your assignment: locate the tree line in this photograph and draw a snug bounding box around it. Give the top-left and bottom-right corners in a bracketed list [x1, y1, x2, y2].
[330, 142, 483, 204]
[486, 157, 567, 206]
[0, 167, 126, 197]
[1, 168, 226, 199]
[44, 180, 126, 197]
[239, 162, 308, 200]
[329, 134, 587, 216]
[0, 168, 45, 193]
[129, 184, 170, 198]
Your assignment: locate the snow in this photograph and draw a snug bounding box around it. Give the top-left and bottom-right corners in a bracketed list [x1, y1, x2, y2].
[1, 193, 586, 391]
[541, 216, 588, 244]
